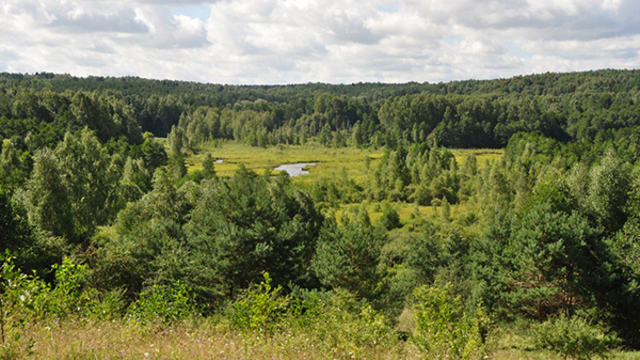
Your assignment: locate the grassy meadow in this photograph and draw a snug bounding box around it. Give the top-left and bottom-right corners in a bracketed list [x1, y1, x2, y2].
[183, 141, 501, 227]
[186, 140, 384, 185]
[185, 140, 502, 186]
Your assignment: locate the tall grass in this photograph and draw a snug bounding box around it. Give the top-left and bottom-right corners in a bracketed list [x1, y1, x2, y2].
[2, 317, 422, 360]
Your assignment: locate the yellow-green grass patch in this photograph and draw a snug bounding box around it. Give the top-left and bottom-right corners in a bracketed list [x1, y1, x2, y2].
[185, 141, 384, 185]
[450, 148, 504, 168]
[180, 141, 503, 185]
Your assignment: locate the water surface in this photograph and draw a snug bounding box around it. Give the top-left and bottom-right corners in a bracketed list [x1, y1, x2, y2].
[274, 163, 316, 177]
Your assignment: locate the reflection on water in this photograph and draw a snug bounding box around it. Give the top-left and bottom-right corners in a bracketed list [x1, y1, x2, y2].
[274, 163, 317, 177]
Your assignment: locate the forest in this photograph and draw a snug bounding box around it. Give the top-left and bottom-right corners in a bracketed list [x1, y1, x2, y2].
[2, 69, 640, 359]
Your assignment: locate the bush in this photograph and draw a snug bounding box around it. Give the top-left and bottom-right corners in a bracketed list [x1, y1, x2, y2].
[47, 257, 95, 317]
[380, 208, 402, 230]
[412, 282, 489, 360]
[228, 272, 289, 336]
[1, 252, 41, 348]
[531, 315, 618, 360]
[288, 289, 397, 359]
[127, 281, 195, 325]
[228, 275, 399, 358]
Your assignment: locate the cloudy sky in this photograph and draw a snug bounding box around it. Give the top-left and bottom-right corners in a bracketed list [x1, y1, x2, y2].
[1, 0, 639, 84]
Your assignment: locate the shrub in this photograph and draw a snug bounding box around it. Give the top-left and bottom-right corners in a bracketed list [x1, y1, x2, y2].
[228, 272, 289, 336]
[412, 282, 489, 360]
[380, 207, 402, 230]
[127, 281, 195, 325]
[531, 315, 618, 360]
[1, 252, 41, 347]
[46, 257, 95, 317]
[288, 289, 397, 359]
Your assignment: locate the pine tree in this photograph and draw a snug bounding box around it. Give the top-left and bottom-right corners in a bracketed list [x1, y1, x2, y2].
[313, 207, 384, 299]
[201, 154, 217, 179]
[441, 197, 451, 222]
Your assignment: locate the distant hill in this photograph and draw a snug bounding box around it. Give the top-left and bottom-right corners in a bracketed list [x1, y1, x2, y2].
[2, 69, 640, 148]
[2, 69, 639, 106]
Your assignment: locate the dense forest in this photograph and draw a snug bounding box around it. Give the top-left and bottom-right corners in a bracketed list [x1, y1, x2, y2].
[2, 69, 640, 359]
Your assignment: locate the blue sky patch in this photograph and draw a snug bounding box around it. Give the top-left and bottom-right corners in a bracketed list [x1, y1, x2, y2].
[443, 36, 464, 45]
[506, 43, 533, 59]
[172, 4, 211, 22]
[378, 2, 399, 13]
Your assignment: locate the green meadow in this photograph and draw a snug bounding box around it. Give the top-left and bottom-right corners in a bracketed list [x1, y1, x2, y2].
[186, 140, 502, 186]
[183, 141, 501, 227]
[186, 140, 383, 184]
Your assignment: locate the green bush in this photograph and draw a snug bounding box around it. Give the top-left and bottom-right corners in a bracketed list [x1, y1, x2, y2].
[380, 207, 402, 230]
[412, 282, 489, 360]
[1, 252, 41, 348]
[228, 275, 398, 358]
[531, 315, 618, 360]
[288, 289, 397, 359]
[127, 281, 195, 325]
[228, 272, 289, 336]
[2, 254, 124, 331]
[46, 257, 95, 317]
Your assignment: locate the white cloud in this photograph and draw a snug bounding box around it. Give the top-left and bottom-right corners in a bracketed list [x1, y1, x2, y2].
[0, 0, 639, 84]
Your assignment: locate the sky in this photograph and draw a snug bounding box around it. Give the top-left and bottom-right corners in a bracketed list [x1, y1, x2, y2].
[1, 0, 639, 85]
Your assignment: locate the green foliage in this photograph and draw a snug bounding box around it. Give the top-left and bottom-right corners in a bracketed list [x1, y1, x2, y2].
[313, 208, 385, 300]
[379, 230, 443, 314]
[21, 148, 74, 239]
[0, 252, 42, 346]
[228, 272, 288, 336]
[140, 134, 168, 169]
[201, 153, 216, 179]
[440, 197, 451, 222]
[167, 153, 187, 180]
[380, 207, 402, 230]
[116, 168, 188, 232]
[54, 128, 121, 240]
[531, 315, 618, 360]
[127, 281, 195, 325]
[119, 156, 150, 202]
[470, 203, 605, 321]
[7, 70, 640, 355]
[1, 252, 124, 338]
[585, 151, 631, 232]
[0, 190, 33, 257]
[0, 139, 31, 190]
[89, 219, 188, 301]
[294, 289, 396, 359]
[47, 257, 95, 317]
[412, 282, 489, 360]
[185, 166, 323, 304]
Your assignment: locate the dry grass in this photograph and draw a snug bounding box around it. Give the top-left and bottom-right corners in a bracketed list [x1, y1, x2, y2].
[8, 319, 639, 360]
[5, 318, 421, 360]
